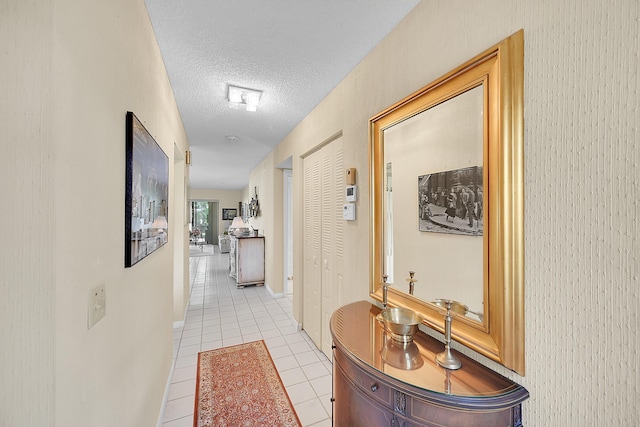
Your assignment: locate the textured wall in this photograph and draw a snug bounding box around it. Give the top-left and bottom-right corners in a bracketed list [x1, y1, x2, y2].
[371, 1, 640, 424]
[51, 0, 189, 424]
[270, 0, 639, 425]
[518, 1, 639, 424]
[0, 1, 55, 425]
[2, 0, 190, 425]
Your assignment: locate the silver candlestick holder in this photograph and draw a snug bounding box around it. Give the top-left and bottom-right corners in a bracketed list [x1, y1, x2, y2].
[406, 271, 418, 295]
[435, 299, 462, 370]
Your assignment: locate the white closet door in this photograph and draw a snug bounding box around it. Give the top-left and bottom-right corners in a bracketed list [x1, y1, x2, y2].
[303, 137, 345, 357]
[321, 138, 344, 356]
[303, 149, 322, 348]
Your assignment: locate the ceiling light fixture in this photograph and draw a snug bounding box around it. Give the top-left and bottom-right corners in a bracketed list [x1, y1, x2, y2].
[227, 85, 262, 112]
[225, 135, 239, 143]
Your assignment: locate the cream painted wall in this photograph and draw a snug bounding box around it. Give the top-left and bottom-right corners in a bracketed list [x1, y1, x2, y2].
[0, 1, 55, 425]
[243, 153, 285, 295]
[262, 1, 639, 425]
[2, 0, 190, 425]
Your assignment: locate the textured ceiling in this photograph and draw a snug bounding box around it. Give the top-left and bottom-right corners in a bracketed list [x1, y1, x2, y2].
[145, 0, 420, 190]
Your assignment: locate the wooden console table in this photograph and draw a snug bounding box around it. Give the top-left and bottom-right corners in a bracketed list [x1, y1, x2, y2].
[330, 301, 529, 426]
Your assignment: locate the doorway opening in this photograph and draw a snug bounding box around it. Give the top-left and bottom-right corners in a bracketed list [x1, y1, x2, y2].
[190, 200, 219, 246]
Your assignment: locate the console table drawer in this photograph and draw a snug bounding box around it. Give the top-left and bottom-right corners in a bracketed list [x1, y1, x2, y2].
[334, 345, 393, 409]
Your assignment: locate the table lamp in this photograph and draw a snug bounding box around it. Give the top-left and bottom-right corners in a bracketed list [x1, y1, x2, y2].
[229, 216, 246, 236]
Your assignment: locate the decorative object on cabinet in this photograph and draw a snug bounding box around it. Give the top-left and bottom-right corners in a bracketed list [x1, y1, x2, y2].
[221, 208, 237, 220]
[434, 300, 462, 370]
[229, 235, 265, 288]
[376, 307, 422, 343]
[369, 30, 525, 374]
[331, 302, 529, 427]
[249, 186, 260, 217]
[228, 216, 248, 237]
[124, 111, 169, 268]
[240, 202, 247, 221]
[406, 271, 417, 295]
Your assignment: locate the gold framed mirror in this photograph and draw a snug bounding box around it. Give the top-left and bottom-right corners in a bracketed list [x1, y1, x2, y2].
[369, 30, 524, 375]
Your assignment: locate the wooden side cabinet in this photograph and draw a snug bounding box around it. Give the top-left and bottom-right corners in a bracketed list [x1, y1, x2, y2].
[229, 236, 264, 288]
[331, 302, 529, 427]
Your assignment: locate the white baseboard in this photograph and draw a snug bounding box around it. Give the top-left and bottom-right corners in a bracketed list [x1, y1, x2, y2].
[156, 359, 176, 427]
[265, 283, 284, 299]
[158, 309, 188, 425]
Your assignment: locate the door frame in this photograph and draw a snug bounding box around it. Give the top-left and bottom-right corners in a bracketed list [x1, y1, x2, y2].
[283, 169, 293, 295]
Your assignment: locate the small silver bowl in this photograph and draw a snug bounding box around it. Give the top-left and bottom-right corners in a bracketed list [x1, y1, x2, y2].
[377, 307, 423, 342]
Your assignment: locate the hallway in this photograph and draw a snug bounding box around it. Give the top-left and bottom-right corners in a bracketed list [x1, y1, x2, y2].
[161, 246, 333, 426]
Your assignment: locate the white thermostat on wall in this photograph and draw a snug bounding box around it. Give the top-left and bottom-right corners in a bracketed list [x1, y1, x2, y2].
[343, 203, 356, 221]
[346, 185, 357, 202]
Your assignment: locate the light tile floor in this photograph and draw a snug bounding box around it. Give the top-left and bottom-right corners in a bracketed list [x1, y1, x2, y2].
[160, 245, 333, 427]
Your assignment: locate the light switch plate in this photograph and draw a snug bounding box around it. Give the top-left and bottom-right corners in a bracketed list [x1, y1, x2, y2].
[88, 283, 106, 329]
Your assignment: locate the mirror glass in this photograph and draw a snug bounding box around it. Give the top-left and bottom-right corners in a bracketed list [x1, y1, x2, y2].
[383, 84, 485, 324]
[370, 30, 525, 374]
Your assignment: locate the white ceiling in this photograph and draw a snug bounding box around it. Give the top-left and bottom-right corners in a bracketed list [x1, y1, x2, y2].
[145, 0, 420, 190]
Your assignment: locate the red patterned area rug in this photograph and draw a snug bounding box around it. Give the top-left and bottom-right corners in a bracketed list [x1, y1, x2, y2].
[194, 340, 301, 427]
